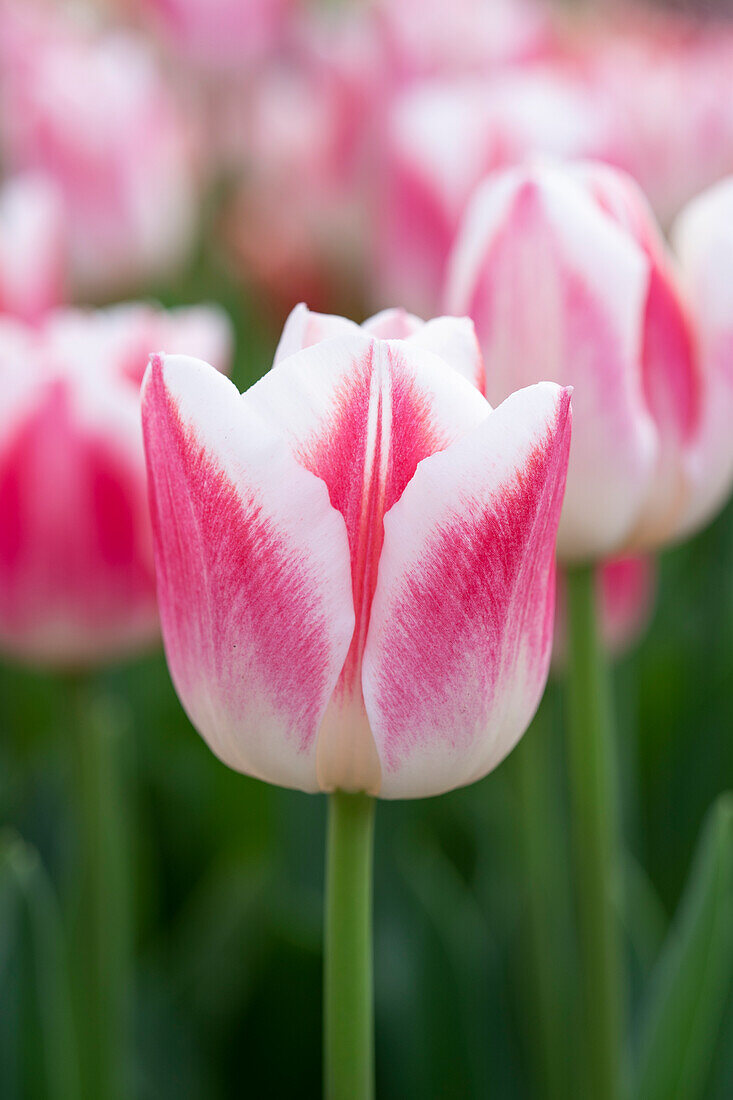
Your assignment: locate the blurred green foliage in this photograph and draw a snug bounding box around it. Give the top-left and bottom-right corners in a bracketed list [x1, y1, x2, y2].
[1, 246, 732, 1099]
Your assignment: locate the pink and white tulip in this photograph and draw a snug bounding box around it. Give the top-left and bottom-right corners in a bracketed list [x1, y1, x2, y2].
[142, 317, 571, 798]
[671, 176, 733, 538]
[373, 71, 611, 316]
[0, 303, 231, 666]
[0, 7, 199, 295]
[0, 174, 65, 324]
[134, 0, 295, 71]
[446, 160, 725, 561]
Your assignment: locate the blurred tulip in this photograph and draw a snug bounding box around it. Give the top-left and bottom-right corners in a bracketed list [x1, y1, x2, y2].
[586, 14, 733, 225]
[0, 173, 65, 324]
[219, 12, 378, 314]
[374, 0, 552, 82]
[373, 70, 611, 316]
[133, 0, 295, 71]
[671, 176, 733, 539]
[142, 321, 571, 797]
[0, 303, 231, 666]
[0, 3, 199, 295]
[446, 160, 729, 562]
[554, 555, 656, 664]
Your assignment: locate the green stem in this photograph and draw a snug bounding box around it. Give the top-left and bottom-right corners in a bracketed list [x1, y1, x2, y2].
[70, 683, 131, 1100]
[324, 791, 375, 1100]
[565, 564, 624, 1100]
[514, 702, 572, 1100]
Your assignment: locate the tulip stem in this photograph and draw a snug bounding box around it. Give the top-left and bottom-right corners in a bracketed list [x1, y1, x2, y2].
[564, 564, 624, 1100]
[70, 681, 131, 1100]
[324, 791, 375, 1100]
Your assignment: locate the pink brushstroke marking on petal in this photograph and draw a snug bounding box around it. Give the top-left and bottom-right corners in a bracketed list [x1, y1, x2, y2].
[295, 343, 446, 702]
[361, 384, 571, 799]
[145, 357, 336, 753]
[377, 428, 563, 772]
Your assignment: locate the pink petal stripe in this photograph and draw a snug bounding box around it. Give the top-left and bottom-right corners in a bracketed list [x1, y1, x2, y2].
[362, 383, 571, 799]
[244, 334, 488, 790]
[142, 353, 354, 793]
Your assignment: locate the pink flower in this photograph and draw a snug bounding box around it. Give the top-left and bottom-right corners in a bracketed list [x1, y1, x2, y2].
[671, 176, 733, 538]
[0, 173, 65, 324]
[142, 316, 571, 797]
[374, 0, 552, 83]
[136, 0, 295, 71]
[0, 303, 232, 666]
[554, 555, 656, 664]
[446, 160, 723, 561]
[585, 15, 733, 225]
[0, 5, 199, 295]
[372, 69, 611, 316]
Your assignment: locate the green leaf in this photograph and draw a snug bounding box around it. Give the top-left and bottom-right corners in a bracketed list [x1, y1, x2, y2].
[0, 831, 81, 1100]
[633, 793, 733, 1100]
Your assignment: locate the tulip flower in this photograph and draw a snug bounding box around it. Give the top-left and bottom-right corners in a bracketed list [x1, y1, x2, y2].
[0, 5, 199, 295]
[586, 14, 733, 225]
[670, 175, 733, 540]
[446, 160, 720, 563]
[0, 303, 232, 667]
[0, 173, 65, 324]
[445, 159, 714, 1100]
[142, 315, 571, 1097]
[374, 72, 610, 316]
[135, 0, 294, 70]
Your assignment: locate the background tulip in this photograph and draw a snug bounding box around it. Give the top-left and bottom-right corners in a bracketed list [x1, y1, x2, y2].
[142, 325, 571, 798]
[446, 160, 731, 562]
[0, 303, 231, 666]
[0, 173, 65, 324]
[0, 3, 199, 296]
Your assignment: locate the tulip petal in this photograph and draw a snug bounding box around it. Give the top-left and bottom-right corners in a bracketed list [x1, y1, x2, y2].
[671, 179, 733, 538]
[273, 302, 359, 365]
[142, 353, 355, 793]
[362, 382, 571, 799]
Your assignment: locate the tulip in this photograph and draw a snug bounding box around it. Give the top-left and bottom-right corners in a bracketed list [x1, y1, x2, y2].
[446, 160, 708, 1100]
[374, 72, 610, 316]
[670, 175, 733, 540]
[0, 298, 231, 1100]
[142, 316, 571, 1098]
[0, 6, 199, 295]
[585, 14, 733, 225]
[374, 0, 552, 82]
[446, 160, 714, 563]
[0, 303, 232, 667]
[0, 173, 65, 324]
[135, 0, 294, 71]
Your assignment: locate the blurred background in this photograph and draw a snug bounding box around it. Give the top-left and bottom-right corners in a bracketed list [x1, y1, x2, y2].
[1, 0, 733, 1096]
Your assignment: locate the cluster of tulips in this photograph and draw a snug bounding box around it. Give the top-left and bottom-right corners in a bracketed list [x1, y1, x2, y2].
[3, 1, 733, 1099]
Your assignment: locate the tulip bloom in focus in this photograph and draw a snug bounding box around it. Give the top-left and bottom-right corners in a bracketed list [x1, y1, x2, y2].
[0, 174, 65, 324]
[447, 161, 733, 561]
[0, 304, 231, 665]
[142, 316, 571, 797]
